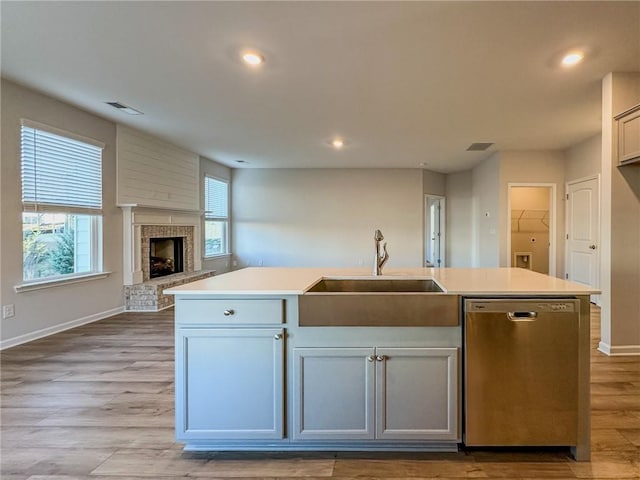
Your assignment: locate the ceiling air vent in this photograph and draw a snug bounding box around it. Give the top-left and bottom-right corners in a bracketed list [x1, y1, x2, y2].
[106, 101, 143, 115]
[466, 142, 494, 151]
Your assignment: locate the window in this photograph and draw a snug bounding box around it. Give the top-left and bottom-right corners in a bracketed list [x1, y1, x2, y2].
[204, 176, 229, 256]
[20, 120, 104, 282]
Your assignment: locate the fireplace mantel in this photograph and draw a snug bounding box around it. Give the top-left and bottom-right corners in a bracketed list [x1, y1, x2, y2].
[120, 205, 202, 286]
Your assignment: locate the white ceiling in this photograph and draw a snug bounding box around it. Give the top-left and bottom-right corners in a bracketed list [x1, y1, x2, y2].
[2, 1, 639, 173]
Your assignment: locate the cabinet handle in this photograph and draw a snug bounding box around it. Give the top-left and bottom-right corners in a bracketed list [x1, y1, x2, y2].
[223, 309, 235, 316]
[274, 333, 283, 340]
[367, 355, 375, 362]
[376, 355, 386, 362]
[589, 244, 597, 250]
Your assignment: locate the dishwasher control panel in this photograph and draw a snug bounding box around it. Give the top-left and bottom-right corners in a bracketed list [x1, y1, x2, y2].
[466, 299, 577, 313]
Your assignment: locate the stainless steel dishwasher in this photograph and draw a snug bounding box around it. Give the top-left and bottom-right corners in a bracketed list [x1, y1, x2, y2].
[464, 298, 579, 446]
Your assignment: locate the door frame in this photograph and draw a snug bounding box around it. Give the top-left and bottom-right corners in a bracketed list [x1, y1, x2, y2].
[424, 194, 446, 267]
[565, 174, 600, 305]
[506, 183, 557, 277]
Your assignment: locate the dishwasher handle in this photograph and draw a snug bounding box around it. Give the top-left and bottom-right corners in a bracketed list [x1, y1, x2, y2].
[507, 311, 538, 321]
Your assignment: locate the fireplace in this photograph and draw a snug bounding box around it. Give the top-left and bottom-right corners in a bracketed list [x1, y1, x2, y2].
[121, 206, 214, 311]
[149, 237, 184, 279]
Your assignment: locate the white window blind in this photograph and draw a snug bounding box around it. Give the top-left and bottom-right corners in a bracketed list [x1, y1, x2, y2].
[204, 176, 229, 219]
[21, 122, 103, 214]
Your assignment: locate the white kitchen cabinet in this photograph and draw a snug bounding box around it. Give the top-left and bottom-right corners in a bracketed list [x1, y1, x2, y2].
[615, 104, 640, 165]
[175, 327, 284, 441]
[293, 346, 458, 441]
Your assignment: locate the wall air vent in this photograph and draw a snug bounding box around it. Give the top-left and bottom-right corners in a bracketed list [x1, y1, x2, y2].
[106, 101, 144, 115]
[466, 142, 494, 151]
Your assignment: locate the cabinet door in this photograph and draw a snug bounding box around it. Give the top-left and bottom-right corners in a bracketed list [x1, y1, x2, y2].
[293, 347, 375, 440]
[375, 347, 459, 440]
[617, 105, 640, 164]
[175, 328, 284, 440]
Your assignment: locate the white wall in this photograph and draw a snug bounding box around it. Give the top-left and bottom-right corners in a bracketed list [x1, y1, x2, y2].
[472, 153, 501, 267]
[600, 72, 640, 355]
[423, 169, 445, 196]
[117, 125, 200, 210]
[499, 151, 566, 277]
[444, 171, 473, 267]
[1, 79, 123, 347]
[200, 156, 232, 275]
[565, 134, 601, 182]
[232, 169, 424, 268]
[445, 150, 567, 274]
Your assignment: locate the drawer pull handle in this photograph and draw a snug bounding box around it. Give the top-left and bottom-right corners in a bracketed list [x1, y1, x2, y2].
[274, 333, 283, 340]
[223, 309, 235, 316]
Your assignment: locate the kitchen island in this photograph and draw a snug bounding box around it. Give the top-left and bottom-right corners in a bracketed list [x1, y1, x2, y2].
[165, 267, 596, 460]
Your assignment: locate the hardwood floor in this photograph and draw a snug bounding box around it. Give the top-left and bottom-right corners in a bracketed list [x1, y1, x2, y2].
[1, 305, 638, 479]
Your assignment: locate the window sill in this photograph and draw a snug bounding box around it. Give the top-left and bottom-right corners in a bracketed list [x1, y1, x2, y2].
[14, 271, 112, 293]
[203, 253, 232, 260]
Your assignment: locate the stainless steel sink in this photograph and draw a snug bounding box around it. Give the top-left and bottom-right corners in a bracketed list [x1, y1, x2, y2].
[300, 277, 458, 327]
[307, 278, 443, 293]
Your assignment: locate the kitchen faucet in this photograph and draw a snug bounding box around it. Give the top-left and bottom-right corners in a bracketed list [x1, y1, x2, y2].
[373, 229, 389, 275]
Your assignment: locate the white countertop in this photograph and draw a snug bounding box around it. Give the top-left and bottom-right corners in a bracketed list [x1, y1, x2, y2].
[164, 267, 599, 296]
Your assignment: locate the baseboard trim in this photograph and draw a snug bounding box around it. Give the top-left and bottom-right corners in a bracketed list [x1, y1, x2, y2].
[1, 306, 125, 350]
[598, 341, 640, 356]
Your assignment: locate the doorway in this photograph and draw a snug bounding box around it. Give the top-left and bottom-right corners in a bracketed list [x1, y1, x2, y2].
[507, 184, 556, 276]
[425, 195, 445, 267]
[566, 175, 600, 304]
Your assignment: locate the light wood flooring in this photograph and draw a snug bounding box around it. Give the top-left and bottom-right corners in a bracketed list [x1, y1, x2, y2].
[1, 305, 638, 479]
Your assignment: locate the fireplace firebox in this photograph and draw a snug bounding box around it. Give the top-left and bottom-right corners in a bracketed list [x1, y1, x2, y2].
[149, 237, 184, 279]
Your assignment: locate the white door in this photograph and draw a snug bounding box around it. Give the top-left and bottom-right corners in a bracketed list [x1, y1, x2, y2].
[426, 196, 445, 267]
[566, 177, 599, 301]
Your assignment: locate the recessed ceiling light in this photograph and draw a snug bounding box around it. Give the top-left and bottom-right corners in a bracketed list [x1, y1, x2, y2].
[329, 137, 345, 150]
[235, 159, 247, 164]
[561, 51, 584, 67]
[241, 51, 264, 66]
[331, 138, 345, 149]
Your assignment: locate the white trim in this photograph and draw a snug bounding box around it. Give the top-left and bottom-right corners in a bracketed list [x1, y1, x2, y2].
[203, 174, 231, 257]
[117, 203, 204, 214]
[20, 118, 106, 149]
[203, 252, 233, 260]
[14, 271, 112, 293]
[125, 303, 175, 313]
[598, 341, 640, 356]
[424, 194, 446, 267]
[565, 174, 601, 304]
[506, 183, 557, 276]
[120, 205, 202, 285]
[0, 306, 124, 350]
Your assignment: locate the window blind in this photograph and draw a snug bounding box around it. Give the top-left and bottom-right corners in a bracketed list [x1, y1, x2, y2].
[21, 124, 103, 213]
[204, 176, 228, 219]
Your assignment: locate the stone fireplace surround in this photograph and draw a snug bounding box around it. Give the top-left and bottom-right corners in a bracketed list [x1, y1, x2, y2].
[120, 206, 214, 311]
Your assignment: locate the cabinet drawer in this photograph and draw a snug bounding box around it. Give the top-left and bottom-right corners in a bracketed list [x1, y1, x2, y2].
[176, 299, 284, 325]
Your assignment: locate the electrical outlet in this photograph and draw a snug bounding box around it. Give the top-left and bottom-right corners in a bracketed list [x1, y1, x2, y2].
[3, 304, 15, 319]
